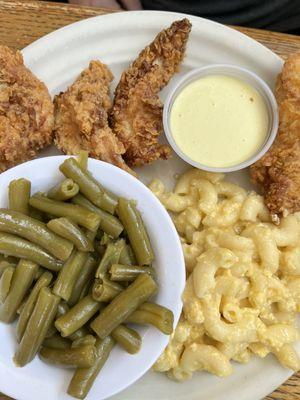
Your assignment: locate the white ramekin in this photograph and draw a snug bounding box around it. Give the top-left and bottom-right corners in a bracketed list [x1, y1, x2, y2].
[163, 64, 279, 173]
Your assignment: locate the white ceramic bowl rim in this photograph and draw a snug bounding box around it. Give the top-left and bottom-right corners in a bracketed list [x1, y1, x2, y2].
[163, 63, 279, 173]
[0, 155, 185, 400]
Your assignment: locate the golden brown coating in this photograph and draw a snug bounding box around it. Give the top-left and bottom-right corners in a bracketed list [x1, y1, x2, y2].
[250, 52, 300, 218]
[54, 61, 132, 174]
[0, 46, 54, 172]
[111, 18, 192, 167]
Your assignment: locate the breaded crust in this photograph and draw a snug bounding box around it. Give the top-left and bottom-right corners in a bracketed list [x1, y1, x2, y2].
[0, 46, 54, 172]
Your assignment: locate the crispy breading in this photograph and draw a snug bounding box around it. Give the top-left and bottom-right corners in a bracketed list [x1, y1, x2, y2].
[54, 61, 132, 173]
[250, 52, 300, 218]
[111, 18, 192, 167]
[0, 46, 54, 172]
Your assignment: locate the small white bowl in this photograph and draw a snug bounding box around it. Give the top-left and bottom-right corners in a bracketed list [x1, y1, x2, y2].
[163, 64, 279, 173]
[0, 156, 185, 400]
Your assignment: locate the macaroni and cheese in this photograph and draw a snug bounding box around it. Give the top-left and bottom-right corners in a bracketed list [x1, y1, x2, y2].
[150, 169, 300, 379]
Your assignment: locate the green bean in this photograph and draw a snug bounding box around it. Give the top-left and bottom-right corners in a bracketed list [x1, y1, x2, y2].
[60, 158, 117, 214]
[34, 267, 45, 280]
[8, 178, 31, 215]
[77, 151, 89, 171]
[93, 241, 105, 258]
[111, 325, 141, 354]
[68, 256, 97, 307]
[0, 254, 17, 263]
[0, 209, 74, 261]
[0, 232, 63, 271]
[43, 334, 71, 350]
[56, 301, 70, 318]
[0, 260, 38, 323]
[53, 250, 89, 301]
[126, 306, 174, 335]
[72, 194, 123, 238]
[109, 264, 155, 282]
[29, 194, 101, 232]
[91, 274, 158, 339]
[0, 266, 14, 304]
[14, 287, 60, 367]
[117, 198, 154, 266]
[40, 344, 96, 368]
[95, 240, 125, 279]
[45, 301, 70, 339]
[29, 207, 45, 222]
[16, 271, 53, 341]
[68, 336, 114, 399]
[0, 261, 16, 277]
[119, 244, 136, 265]
[48, 179, 79, 201]
[47, 218, 93, 252]
[69, 327, 91, 342]
[72, 335, 96, 349]
[45, 324, 57, 339]
[55, 295, 101, 337]
[92, 278, 123, 302]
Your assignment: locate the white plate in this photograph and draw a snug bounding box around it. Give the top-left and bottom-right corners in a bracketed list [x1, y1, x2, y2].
[0, 156, 184, 400]
[1, 9, 295, 400]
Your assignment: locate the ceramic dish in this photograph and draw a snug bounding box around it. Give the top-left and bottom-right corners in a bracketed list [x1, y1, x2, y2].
[0, 9, 297, 400]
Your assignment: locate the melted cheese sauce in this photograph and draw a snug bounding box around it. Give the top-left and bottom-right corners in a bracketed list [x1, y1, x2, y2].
[170, 75, 269, 168]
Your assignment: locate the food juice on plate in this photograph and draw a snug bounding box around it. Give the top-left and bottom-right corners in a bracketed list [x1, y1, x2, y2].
[169, 74, 269, 168]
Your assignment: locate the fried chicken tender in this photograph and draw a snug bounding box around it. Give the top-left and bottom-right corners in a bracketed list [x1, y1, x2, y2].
[0, 46, 54, 172]
[111, 18, 192, 167]
[251, 52, 300, 219]
[54, 61, 132, 173]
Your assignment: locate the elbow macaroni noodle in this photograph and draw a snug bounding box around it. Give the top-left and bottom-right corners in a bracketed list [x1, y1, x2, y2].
[151, 169, 300, 379]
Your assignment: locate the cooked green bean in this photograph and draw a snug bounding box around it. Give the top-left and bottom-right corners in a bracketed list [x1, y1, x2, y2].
[72, 335, 96, 349]
[8, 178, 31, 215]
[95, 240, 125, 279]
[55, 295, 101, 337]
[68, 336, 114, 399]
[29, 194, 101, 232]
[0, 266, 14, 304]
[40, 344, 96, 368]
[0, 209, 74, 261]
[47, 218, 93, 252]
[77, 151, 89, 171]
[92, 278, 123, 302]
[0, 260, 38, 323]
[45, 301, 70, 339]
[0, 254, 17, 263]
[29, 207, 45, 222]
[0, 261, 16, 277]
[60, 158, 117, 214]
[72, 194, 123, 238]
[91, 274, 158, 339]
[69, 327, 91, 342]
[34, 267, 45, 280]
[111, 325, 141, 354]
[117, 198, 154, 266]
[14, 287, 60, 367]
[16, 271, 53, 341]
[109, 264, 155, 282]
[46, 324, 57, 339]
[119, 244, 136, 265]
[48, 179, 79, 201]
[139, 302, 173, 319]
[53, 250, 89, 301]
[43, 334, 71, 350]
[0, 232, 63, 271]
[126, 306, 174, 335]
[56, 301, 70, 318]
[68, 256, 97, 307]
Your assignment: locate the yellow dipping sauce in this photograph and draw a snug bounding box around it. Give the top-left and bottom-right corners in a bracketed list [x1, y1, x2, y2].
[170, 74, 269, 168]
